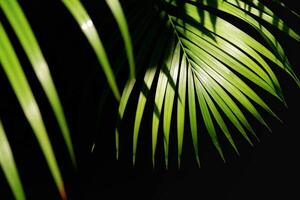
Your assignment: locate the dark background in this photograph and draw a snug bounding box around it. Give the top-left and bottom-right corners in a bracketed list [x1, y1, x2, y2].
[0, 0, 299, 199]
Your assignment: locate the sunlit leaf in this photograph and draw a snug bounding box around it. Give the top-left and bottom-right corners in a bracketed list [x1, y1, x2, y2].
[62, 0, 121, 100]
[0, 0, 75, 165]
[106, 0, 136, 79]
[0, 23, 66, 200]
[0, 120, 25, 200]
[117, 0, 299, 165]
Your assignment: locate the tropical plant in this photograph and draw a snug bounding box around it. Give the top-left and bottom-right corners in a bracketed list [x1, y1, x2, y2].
[0, 0, 299, 199]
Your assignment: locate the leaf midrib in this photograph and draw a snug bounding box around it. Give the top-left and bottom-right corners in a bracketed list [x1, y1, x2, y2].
[167, 15, 194, 69]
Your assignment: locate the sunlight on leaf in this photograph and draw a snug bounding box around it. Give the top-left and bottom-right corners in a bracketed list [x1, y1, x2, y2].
[106, 0, 136, 79]
[117, 0, 300, 166]
[0, 121, 25, 200]
[62, 0, 121, 100]
[0, 0, 76, 166]
[0, 22, 66, 200]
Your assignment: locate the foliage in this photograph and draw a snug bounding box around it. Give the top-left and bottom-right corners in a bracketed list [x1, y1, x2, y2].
[0, 0, 299, 199]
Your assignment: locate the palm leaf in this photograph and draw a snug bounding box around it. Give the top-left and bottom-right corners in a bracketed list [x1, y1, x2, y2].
[149, 38, 176, 167]
[0, 0, 75, 165]
[187, 65, 201, 167]
[0, 120, 25, 200]
[116, 0, 299, 166]
[193, 70, 225, 161]
[115, 14, 169, 162]
[162, 41, 181, 168]
[62, 0, 121, 100]
[0, 22, 66, 199]
[226, 0, 300, 40]
[1, 0, 136, 198]
[105, 0, 136, 79]
[177, 56, 188, 167]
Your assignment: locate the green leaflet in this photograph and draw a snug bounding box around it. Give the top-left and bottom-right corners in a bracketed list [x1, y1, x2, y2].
[106, 0, 136, 79]
[187, 66, 201, 166]
[90, 7, 154, 155]
[168, 2, 299, 86]
[198, 0, 300, 41]
[62, 0, 121, 100]
[184, 39, 280, 121]
[150, 38, 176, 167]
[115, 79, 136, 159]
[195, 72, 254, 145]
[164, 9, 265, 161]
[116, 18, 165, 161]
[171, 16, 284, 92]
[163, 42, 181, 168]
[171, 16, 202, 167]
[193, 70, 225, 161]
[0, 23, 66, 200]
[194, 67, 258, 141]
[132, 68, 157, 165]
[227, 0, 299, 40]
[189, 54, 271, 131]
[176, 25, 282, 100]
[0, 0, 75, 165]
[177, 57, 187, 167]
[0, 121, 25, 200]
[187, 0, 297, 70]
[194, 76, 239, 154]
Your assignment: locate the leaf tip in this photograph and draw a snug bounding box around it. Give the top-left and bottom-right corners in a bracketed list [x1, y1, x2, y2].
[196, 156, 201, 168]
[165, 158, 169, 170]
[59, 187, 67, 200]
[133, 155, 136, 166]
[178, 158, 181, 169]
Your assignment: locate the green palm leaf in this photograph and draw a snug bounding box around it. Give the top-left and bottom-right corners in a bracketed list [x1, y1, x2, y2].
[105, 0, 136, 79]
[0, 22, 66, 199]
[115, 16, 169, 162]
[177, 56, 188, 167]
[162, 42, 181, 168]
[226, 0, 300, 40]
[187, 65, 201, 167]
[0, 0, 136, 198]
[0, 0, 75, 165]
[62, 0, 121, 100]
[0, 121, 25, 200]
[117, 0, 299, 166]
[150, 38, 176, 167]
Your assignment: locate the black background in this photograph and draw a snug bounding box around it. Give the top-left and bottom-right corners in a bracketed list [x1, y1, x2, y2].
[0, 0, 299, 199]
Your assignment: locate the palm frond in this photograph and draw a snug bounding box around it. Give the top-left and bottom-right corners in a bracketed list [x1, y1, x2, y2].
[0, 0, 299, 198]
[116, 0, 300, 167]
[115, 12, 169, 161]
